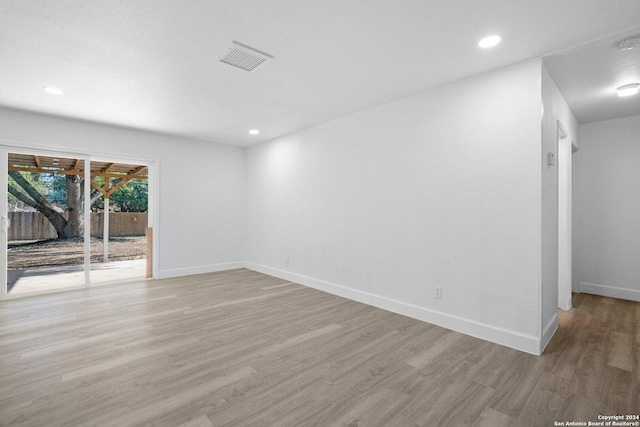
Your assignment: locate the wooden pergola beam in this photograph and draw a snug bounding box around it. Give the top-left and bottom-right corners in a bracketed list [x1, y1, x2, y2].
[105, 166, 146, 197]
[7, 165, 148, 180]
[90, 178, 108, 196]
[92, 172, 148, 179]
[91, 164, 148, 198]
[106, 177, 130, 198]
[129, 165, 147, 176]
[8, 166, 81, 175]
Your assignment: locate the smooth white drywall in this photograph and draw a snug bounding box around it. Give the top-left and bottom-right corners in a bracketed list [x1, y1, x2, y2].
[246, 59, 544, 354]
[0, 107, 246, 277]
[540, 65, 578, 349]
[575, 115, 640, 302]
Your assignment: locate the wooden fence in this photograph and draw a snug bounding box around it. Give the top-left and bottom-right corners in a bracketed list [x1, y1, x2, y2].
[8, 212, 148, 240]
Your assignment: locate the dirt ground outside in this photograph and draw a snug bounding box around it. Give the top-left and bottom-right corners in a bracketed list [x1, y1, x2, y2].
[8, 236, 146, 270]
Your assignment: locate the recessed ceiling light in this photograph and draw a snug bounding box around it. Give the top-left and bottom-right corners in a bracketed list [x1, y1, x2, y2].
[249, 129, 260, 135]
[43, 87, 64, 95]
[617, 83, 639, 97]
[478, 35, 501, 48]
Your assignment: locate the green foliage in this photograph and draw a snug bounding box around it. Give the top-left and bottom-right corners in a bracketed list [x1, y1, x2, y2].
[92, 179, 148, 212]
[8, 172, 64, 208]
[112, 179, 148, 212]
[9, 172, 49, 197]
[9, 171, 148, 213]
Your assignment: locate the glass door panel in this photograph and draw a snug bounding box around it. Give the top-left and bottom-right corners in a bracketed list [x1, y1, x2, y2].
[5, 152, 87, 296]
[89, 160, 148, 285]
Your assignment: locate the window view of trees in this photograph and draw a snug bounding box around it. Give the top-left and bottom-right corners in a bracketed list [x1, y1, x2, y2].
[90, 176, 148, 213]
[8, 170, 148, 239]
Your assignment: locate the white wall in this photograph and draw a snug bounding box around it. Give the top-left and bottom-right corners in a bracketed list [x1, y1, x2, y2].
[246, 59, 544, 354]
[540, 66, 579, 348]
[0, 107, 246, 278]
[575, 115, 640, 302]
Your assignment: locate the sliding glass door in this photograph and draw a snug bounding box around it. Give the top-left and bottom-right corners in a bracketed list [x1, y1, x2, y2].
[1, 147, 153, 299]
[1, 148, 90, 298]
[88, 160, 149, 286]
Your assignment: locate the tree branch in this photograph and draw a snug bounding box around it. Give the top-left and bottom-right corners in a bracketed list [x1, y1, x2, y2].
[7, 183, 38, 210]
[90, 189, 103, 205]
[9, 172, 64, 215]
[90, 178, 123, 205]
[9, 171, 68, 237]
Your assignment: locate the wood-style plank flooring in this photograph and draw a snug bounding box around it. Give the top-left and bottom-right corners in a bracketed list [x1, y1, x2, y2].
[0, 269, 638, 426]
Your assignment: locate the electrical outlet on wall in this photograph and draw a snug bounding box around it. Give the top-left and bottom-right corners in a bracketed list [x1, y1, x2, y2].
[434, 286, 442, 299]
[285, 256, 290, 265]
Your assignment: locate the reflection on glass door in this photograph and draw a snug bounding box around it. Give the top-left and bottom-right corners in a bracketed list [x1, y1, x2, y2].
[5, 152, 87, 296]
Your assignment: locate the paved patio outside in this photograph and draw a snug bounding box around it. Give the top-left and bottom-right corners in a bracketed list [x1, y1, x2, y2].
[7, 259, 147, 295]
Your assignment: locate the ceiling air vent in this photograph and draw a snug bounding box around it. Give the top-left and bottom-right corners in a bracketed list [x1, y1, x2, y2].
[218, 41, 273, 72]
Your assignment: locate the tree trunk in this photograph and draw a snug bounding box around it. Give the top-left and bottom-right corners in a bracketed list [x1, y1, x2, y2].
[8, 171, 69, 238]
[62, 174, 83, 238]
[9, 171, 123, 240]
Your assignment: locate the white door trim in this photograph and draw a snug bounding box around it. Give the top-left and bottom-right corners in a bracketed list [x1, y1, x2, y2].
[557, 121, 572, 310]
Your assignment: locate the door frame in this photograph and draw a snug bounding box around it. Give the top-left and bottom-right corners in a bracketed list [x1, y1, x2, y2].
[0, 145, 158, 300]
[557, 121, 573, 310]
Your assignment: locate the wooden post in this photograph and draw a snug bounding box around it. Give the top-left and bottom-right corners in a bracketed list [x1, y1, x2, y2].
[146, 227, 153, 278]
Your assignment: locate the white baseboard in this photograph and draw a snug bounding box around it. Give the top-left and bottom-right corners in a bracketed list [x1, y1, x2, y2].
[244, 262, 541, 355]
[541, 313, 558, 354]
[580, 281, 640, 302]
[157, 261, 244, 279]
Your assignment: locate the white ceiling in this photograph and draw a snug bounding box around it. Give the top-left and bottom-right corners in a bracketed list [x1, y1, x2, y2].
[544, 31, 640, 124]
[1, 1, 640, 146]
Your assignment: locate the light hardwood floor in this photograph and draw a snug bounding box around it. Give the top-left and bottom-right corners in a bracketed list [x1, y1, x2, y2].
[0, 269, 638, 426]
